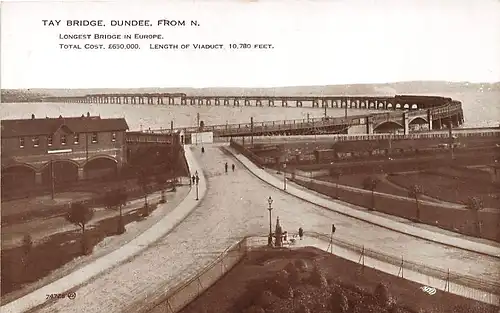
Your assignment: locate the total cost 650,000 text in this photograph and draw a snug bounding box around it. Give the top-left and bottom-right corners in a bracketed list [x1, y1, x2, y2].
[59, 43, 274, 50]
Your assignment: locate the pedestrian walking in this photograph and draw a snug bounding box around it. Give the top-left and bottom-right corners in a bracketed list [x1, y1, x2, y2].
[224, 162, 228, 173]
[201, 146, 205, 153]
[192, 175, 196, 184]
[232, 164, 235, 172]
[298, 227, 303, 240]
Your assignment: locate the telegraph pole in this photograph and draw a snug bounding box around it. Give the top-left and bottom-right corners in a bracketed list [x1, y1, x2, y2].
[250, 117, 254, 148]
[51, 159, 55, 200]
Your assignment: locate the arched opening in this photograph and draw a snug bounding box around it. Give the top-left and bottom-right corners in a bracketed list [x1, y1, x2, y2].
[409, 117, 429, 131]
[411, 104, 418, 110]
[83, 157, 118, 180]
[378, 103, 385, 109]
[374, 121, 404, 133]
[1, 165, 36, 190]
[395, 103, 401, 109]
[387, 103, 393, 109]
[41, 160, 79, 186]
[403, 104, 410, 109]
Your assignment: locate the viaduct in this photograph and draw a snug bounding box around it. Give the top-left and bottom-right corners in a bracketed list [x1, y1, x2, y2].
[43, 94, 465, 136]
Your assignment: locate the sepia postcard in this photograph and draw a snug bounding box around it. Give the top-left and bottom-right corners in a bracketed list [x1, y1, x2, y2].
[0, 1, 499, 313]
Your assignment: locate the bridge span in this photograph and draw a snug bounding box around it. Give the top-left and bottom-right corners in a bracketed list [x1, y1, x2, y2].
[46, 93, 465, 136]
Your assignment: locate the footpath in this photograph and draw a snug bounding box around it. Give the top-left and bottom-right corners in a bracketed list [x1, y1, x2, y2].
[225, 146, 500, 259]
[0, 146, 208, 313]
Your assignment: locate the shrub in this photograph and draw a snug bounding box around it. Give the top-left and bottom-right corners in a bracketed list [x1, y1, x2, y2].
[309, 266, 328, 288]
[373, 283, 390, 308]
[294, 259, 309, 272]
[329, 290, 349, 313]
[284, 262, 300, 286]
[21, 233, 33, 256]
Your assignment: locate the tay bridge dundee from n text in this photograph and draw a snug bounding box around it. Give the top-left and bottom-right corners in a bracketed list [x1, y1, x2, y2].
[45, 93, 465, 137]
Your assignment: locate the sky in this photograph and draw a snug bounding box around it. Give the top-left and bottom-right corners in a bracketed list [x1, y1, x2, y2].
[1, 0, 500, 89]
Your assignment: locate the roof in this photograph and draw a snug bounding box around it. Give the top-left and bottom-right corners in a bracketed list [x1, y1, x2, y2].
[1, 116, 129, 138]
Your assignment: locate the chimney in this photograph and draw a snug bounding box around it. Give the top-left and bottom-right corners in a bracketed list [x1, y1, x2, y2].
[31, 114, 35, 119]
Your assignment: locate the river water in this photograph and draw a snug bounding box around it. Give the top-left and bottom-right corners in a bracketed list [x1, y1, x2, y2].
[1, 91, 498, 130]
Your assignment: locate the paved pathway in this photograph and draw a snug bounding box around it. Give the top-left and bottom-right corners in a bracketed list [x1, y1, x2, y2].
[231, 148, 500, 258]
[18, 144, 500, 313]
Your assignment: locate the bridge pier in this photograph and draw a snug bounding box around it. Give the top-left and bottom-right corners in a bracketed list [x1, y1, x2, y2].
[367, 117, 374, 134]
[403, 112, 410, 135]
[35, 172, 42, 185]
[78, 167, 85, 180]
[269, 99, 274, 106]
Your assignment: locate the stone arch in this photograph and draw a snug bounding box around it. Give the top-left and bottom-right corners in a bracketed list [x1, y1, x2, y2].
[40, 159, 79, 185]
[387, 103, 393, 109]
[1, 164, 37, 190]
[403, 103, 410, 109]
[374, 121, 404, 133]
[395, 103, 401, 109]
[83, 156, 118, 180]
[409, 117, 428, 125]
[411, 104, 418, 110]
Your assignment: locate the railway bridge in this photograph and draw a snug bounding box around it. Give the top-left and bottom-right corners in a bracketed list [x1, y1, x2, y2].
[44, 94, 464, 136]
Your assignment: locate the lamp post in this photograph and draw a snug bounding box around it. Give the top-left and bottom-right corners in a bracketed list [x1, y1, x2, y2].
[267, 196, 273, 246]
[195, 170, 200, 200]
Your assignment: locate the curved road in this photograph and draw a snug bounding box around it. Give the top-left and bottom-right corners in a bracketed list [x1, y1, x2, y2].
[33, 145, 500, 313]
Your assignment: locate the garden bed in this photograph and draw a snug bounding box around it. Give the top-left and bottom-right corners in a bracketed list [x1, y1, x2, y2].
[180, 247, 497, 313]
[386, 171, 500, 208]
[291, 179, 500, 243]
[0, 202, 159, 297]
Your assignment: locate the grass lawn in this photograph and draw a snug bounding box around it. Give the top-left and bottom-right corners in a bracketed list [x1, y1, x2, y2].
[0, 202, 159, 297]
[386, 170, 500, 208]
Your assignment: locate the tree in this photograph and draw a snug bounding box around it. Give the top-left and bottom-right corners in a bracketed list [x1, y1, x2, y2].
[66, 202, 94, 255]
[466, 196, 484, 237]
[362, 176, 380, 211]
[137, 170, 151, 216]
[330, 169, 342, 199]
[156, 175, 167, 203]
[408, 184, 423, 222]
[104, 188, 128, 234]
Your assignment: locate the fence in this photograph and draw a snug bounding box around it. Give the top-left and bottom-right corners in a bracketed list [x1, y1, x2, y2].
[136, 234, 499, 313]
[137, 237, 252, 313]
[307, 232, 500, 305]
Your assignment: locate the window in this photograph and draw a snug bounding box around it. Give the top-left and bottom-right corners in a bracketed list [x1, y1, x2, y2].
[73, 133, 79, 144]
[111, 132, 117, 142]
[47, 135, 53, 146]
[61, 135, 67, 145]
[91, 132, 98, 143]
[19, 137, 25, 148]
[33, 137, 40, 147]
